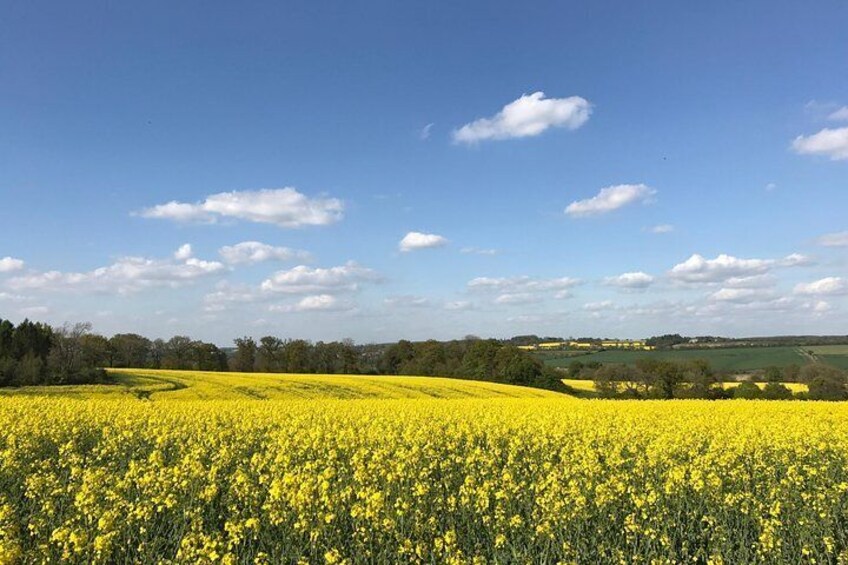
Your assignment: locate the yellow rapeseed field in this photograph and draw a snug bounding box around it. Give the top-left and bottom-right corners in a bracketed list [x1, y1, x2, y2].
[0, 371, 846, 563]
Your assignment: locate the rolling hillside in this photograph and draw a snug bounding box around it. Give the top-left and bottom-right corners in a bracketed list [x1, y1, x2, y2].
[0, 369, 564, 401]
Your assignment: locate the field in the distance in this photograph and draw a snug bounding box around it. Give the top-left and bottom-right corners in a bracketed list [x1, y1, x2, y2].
[539, 345, 826, 372]
[0, 368, 561, 401]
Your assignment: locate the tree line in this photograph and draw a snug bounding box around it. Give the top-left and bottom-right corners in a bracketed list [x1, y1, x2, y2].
[0, 318, 109, 386]
[0, 318, 565, 391]
[569, 358, 848, 400]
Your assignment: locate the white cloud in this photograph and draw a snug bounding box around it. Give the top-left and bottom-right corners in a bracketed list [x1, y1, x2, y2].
[724, 274, 776, 288]
[219, 241, 311, 265]
[444, 300, 473, 311]
[669, 253, 808, 284]
[468, 275, 579, 294]
[270, 294, 353, 313]
[583, 300, 613, 311]
[814, 300, 832, 313]
[792, 127, 848, 160]
[794, 277, 848, 296]
[565, 184, 656, 218]
[202, 282, 260, 312]
[260, 262, 379, 294]
[174, 244, 193, 261]
[828, 107, 848, 121]
[19, 306, 49, 316]
[399, 231, 449, 252]
[708, 288, 763, 303]
[604, 271, 655, 289]
[765, 182, 777, 192]
[137, 187, 344, 228]
[419, 123, 434, 140]
[648, 224, 674, 234]
[0, 257, 24, 273]
[453, 92, 591, 144]
[7, 246, 226, 294]
[460, 247, 498, 256]
[384, 295, 430, 308]
[780, 253, 813, 267]
[493, 292, 540, 305]
[817, 231, 848, 247]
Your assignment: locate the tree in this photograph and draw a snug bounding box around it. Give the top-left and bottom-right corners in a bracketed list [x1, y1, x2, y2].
[762, 382, 793, 400]
[493, 346, 541, 386]
[257, 336, 284, 372]
[162, 336, 194, 370]
[232, 337, 257, 372]
[803, 365, 848, 400]
[733, 381, 762, 399]
[635, 359, 684, 399]
[763, 366, 782, 383]
[109, 333, 152, 368]
[462, 339, 500, 380]
[379, 340, 415, 374]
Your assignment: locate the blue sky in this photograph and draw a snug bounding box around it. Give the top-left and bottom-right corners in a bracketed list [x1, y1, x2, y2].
[2, 0, 847, 343]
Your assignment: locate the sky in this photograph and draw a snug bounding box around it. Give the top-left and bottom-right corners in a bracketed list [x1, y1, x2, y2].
[1, 0, 847, 344]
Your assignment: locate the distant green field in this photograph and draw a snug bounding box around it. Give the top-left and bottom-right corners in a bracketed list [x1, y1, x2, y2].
[540, 346, 811, 372]
[806, 345, 848, 369]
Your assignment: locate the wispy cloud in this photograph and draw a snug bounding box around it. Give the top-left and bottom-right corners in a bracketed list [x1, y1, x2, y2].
[648, 224, 674, 234]
[419, 123, 434, 140]
[817, 231, 848, 247]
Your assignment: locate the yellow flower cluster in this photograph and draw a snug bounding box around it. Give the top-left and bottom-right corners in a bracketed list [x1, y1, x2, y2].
[1, 396, 848, 563]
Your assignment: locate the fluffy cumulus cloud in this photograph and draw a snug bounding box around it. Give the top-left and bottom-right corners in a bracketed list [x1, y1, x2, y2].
[794, 277, 848, 296]
[6, 245, 225, 294]
[604, 271, 655, 289]
[269, 294, 353, 313]
[0, 257, 24, 273]
[669, 253, 809, 284]
[218, 241, 311, 265]
[792, 127, 848, 160]
[817, 231, 848, 247]
[398, 231, 449, 252]
[453, 92, 591, 144]
[137, 187, 344, 228]
[565, 184, 656, 218]
[260, 262, 379, 294]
